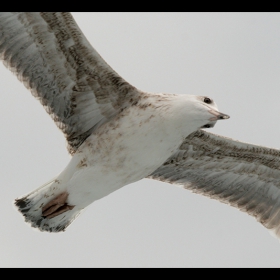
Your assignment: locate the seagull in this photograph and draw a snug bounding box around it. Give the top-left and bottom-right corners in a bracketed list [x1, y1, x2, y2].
[1, 13, 280, 238]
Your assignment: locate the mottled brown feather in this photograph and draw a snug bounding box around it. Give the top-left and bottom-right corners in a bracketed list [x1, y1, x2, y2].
[149, 130, 280, 237]
[0, 12, 140, 154]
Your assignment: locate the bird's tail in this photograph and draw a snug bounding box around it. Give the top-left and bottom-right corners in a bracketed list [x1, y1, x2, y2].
[14, 178, 82, 232]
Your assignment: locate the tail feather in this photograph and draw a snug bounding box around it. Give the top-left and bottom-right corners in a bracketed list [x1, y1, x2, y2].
[14, 179, 82, 232]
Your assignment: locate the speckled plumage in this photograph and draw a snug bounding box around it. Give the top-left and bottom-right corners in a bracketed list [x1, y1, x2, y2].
[1, 12, 280, 238]
[0, 12, 139, 154]
[149, 130, 280, 238]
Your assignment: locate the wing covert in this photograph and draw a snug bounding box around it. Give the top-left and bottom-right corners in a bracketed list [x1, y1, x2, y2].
[148, 130, 280, 239]
[0, 12, 140, 154]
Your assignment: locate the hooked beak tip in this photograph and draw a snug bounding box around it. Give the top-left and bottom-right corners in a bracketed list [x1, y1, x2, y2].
[220, 114, 230, 120]
[209, 109, 230, 121]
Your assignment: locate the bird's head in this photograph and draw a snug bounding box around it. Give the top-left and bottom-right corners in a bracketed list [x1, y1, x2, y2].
[176, 95, 230, 132]
[196, 96, 230, 129]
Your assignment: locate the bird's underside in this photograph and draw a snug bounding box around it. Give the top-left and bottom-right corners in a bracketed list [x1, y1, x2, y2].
[2, 12, 280, 239]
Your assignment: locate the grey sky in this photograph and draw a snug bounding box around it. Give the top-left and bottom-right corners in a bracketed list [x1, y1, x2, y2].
[1, 12, 280, 267]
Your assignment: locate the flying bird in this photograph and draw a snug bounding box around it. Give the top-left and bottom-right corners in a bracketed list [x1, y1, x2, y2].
[1, 12, 280, 238]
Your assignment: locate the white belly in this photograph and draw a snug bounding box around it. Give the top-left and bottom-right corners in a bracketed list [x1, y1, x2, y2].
[61, 98, 199, 208]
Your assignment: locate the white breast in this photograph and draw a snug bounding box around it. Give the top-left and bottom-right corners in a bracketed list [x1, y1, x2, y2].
[64, 94, 199, 207]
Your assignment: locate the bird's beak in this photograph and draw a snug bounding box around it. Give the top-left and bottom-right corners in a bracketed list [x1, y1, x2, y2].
[209, 109, 230, 121]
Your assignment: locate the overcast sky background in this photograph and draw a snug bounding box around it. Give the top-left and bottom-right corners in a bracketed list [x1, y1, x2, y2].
[1, 12, 280, 267]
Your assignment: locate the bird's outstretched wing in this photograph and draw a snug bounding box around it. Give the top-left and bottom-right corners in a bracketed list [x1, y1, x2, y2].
[0, 12, 140, 154]
[148, 130, 280, 239]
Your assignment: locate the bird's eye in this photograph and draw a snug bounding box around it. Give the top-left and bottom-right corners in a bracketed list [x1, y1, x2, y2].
[203, 97, 212, 104]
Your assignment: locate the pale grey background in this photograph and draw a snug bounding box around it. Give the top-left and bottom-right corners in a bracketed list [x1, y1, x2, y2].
[1, 12, 280, 267]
